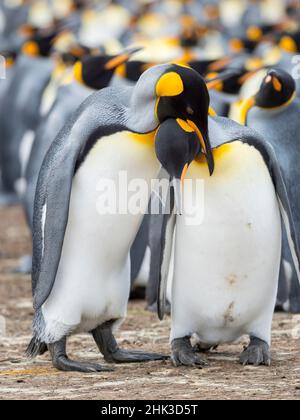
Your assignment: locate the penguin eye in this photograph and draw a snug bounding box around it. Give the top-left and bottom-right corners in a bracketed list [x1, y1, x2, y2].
[186, 106, 194, 115]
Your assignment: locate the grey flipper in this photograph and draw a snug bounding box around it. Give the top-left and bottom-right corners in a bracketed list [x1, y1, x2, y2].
[23, 82, 93, 229]
[157, 184, 176, 321]
[246, 102, 300, 311]
[32, 87, 132, 310]
[209, 117, 300, 286]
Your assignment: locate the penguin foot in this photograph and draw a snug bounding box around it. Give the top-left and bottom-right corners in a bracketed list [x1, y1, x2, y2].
[53, 356, 113, 373]
[105, 349, 168, 364]
[171, 337, 209, 368]
[92, 321, 168, 364]
[239, 337, 271, 367]
[49, 338, 113, 373]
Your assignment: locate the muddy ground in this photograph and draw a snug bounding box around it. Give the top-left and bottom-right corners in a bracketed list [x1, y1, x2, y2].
[0, 206, 300, 400]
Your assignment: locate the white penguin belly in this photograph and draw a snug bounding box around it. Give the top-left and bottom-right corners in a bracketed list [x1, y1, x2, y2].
[42, 132, 159, 342]
[171, 141, 282, 346]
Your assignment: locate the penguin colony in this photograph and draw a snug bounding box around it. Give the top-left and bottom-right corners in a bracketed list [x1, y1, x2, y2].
[0, 0, 300, 373]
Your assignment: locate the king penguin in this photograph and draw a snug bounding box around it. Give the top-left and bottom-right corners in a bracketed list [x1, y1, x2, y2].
[155, 115, 300, 367]
[0, 30, 55, 205]
[26, 63, 214, 373]
[238, 68, 300, 313]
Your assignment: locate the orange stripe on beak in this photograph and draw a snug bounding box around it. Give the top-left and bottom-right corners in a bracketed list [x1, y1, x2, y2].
[187, 120, 207, 154]
[181, 163, 189, 191]
[272, 77, 282, 92]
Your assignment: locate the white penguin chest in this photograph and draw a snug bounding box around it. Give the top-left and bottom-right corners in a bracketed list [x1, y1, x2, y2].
[171, 141, 282, 344]
[42, 131, 160, 333]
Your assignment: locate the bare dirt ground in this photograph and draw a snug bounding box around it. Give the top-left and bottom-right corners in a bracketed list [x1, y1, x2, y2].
[0, 206, 300, 400]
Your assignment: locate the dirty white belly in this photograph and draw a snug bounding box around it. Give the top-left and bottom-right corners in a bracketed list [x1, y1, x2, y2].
[42, 132, 159, 342]
[171, 141, 282, 345]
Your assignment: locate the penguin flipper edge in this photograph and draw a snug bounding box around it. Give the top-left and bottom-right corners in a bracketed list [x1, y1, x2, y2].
[32, 91, 127, 310]
[242, 135, 300, 286]
[157, 185, 176, 321]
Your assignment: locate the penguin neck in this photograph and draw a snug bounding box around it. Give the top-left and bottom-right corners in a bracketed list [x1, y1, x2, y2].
[124, 86, 159, 135]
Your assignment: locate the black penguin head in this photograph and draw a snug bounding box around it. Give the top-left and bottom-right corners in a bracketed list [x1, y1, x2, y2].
[239, 68, 296, 124]
[255, 69, 296, 108]
[21, 30, 59, 57]
[206, 68, 247, 95]
[155, 118, 201, 213]
[74, 47, 142, 90]
[60, 44, 92, 66]
[154, 64, 214, 176]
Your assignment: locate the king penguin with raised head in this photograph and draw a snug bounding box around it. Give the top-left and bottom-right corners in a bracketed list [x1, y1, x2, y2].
[239, 69, 300, 313]
[155, 113, 300, 367]
[26, 64, 214, 373]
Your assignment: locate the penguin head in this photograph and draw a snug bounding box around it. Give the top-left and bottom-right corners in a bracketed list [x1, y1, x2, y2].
[132, 64, 214, 211]
[255, 69, 296, 108]
[74, 47, 142, 90]
[155, 118, 201, 212]
[154, 65, 213, 172]
[239, 68, 296, 124]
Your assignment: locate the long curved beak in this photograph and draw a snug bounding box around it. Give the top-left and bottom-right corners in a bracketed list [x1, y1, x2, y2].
[186, 120, 215, 176]
[104, 46, 142, 70]
[239, 96, 256, 125]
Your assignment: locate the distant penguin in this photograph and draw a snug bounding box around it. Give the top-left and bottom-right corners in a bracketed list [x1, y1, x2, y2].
[155, 116, 300, 367]
[26, 64, 214, 373]
[264, 31, 300, 97]
[0, 49, 18, 205]
[238, 68, 300, 313]
[0, 33, 55, 205]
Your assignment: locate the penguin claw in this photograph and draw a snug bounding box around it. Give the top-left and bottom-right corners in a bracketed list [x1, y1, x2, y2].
[172, 351, 208, 368]
[106, 350, 169, 364]
[53, 356, 114, 373]
[171, 337, 209, 368]
[239, 338, 271, 367]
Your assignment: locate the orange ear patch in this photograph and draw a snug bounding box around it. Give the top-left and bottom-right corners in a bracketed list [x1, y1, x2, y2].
[22, 41, 39, 56]
[156, 72, 184, 97]
[272, 77, 282, 92]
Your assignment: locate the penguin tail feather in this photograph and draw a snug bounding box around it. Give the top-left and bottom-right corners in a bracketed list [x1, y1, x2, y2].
[25, 337, 48, 359]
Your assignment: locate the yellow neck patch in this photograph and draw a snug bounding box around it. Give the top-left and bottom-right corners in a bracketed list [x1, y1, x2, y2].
[156, 72, 184, 97]
[115, 63, 126, 78]
[130, 130, 157, 144]
[73, 61, 84, 84]
[196, 143, 232, 165]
